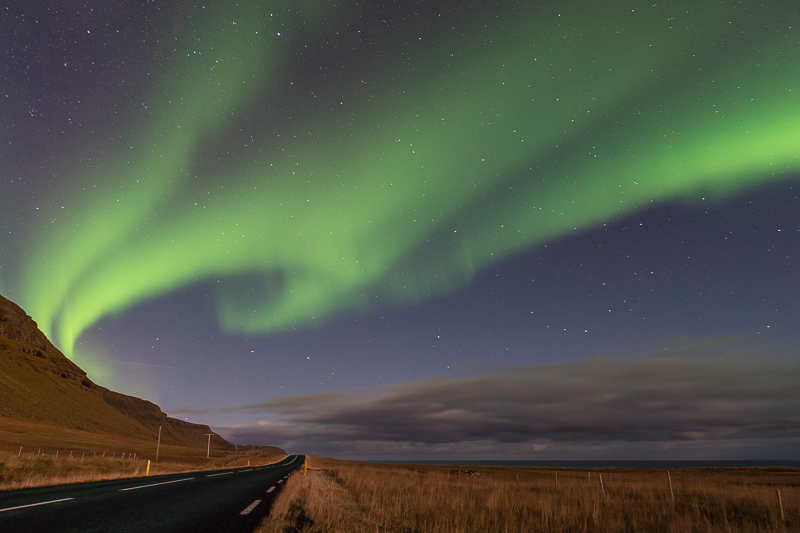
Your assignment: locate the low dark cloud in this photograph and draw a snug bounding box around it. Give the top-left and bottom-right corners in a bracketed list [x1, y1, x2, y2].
[179, 352, 800, 459]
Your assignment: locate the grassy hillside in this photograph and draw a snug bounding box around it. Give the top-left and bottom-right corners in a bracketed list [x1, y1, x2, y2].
[0, 294, 243, 462]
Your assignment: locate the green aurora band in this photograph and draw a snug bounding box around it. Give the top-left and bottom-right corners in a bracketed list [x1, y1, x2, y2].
[14, 1, 800, 367]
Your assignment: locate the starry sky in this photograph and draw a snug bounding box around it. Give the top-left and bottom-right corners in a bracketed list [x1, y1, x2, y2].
[2, 0, 799, 460]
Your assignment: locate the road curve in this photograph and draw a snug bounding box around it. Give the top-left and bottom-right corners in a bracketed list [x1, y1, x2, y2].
[0, 454, 305, 532]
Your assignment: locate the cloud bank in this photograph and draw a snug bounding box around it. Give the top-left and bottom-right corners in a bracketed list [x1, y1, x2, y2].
[184, 353, 800, 459]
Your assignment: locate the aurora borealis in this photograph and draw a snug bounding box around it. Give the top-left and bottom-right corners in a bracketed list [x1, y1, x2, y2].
[2, 0, 799, 459]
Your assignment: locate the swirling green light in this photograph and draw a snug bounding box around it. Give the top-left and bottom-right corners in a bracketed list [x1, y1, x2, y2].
[17, 0, 799, 365]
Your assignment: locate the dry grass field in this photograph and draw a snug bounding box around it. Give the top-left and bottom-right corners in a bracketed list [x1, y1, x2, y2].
[0, 416, 231, 465]
[260, 458, 799, 532]
[0, 448, 287, 491]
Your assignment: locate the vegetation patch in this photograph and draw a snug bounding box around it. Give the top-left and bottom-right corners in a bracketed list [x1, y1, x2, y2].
[259, 459, 799, 532]
[0, 449, 287, 491]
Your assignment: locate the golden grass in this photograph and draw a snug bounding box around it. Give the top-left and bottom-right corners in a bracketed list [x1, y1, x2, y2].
[0, 417, 221, 464]
[0, 449, 288, 491]
[258, 458, 799, 532]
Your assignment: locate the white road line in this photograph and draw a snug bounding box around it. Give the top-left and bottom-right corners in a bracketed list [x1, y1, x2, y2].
[266, 486, 275, 493]
[240, 500, 261, 515]
[240, 468, 253, 472]
[119, 478, 194, 491]
[0, 498, 75, 513]
[277, 479, 283, 484]
[206, 472, 234, 477]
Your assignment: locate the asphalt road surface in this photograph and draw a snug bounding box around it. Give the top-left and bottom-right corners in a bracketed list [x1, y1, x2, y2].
[0, 454, 304, 532]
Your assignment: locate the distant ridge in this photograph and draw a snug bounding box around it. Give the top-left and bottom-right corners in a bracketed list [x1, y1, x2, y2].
[0, 294, 243, 456]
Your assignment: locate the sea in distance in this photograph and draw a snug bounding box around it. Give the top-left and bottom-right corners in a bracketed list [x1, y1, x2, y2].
[370, 460, 800, 469]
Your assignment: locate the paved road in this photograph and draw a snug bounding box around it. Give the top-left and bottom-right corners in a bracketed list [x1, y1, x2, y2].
[0, 455, 304, 532]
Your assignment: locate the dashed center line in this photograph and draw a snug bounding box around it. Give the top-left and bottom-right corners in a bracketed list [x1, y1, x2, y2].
[240, 469, 253, 472]
[119, 478, 194, 492]
[240, 500, 262, 515]
[206, 472, 234, 477]
[266, 486, 276, 493]
[277, 479, 283, 484]
[0, 498, 75, 513]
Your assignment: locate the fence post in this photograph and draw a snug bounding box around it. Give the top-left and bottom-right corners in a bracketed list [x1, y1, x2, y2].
[667, 471, 675, 505]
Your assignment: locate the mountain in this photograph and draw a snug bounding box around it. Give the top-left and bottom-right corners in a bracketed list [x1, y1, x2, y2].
[0, 294, 240, 458]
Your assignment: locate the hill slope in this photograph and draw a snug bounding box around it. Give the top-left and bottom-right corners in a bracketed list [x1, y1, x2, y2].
[0, 294, 242, 456]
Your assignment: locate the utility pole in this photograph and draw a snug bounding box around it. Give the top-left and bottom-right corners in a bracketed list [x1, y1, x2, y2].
[233, 435, 240, 455]
[156, 426, 162, 462]
[205, 434, 213, 459]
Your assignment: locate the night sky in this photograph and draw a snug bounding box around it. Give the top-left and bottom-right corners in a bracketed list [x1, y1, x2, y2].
[2, 0, 798, 460]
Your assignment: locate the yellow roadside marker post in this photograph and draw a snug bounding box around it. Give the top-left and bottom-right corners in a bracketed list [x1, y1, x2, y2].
[146, 460, 151, 476]
[304, 459, 308, 476]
